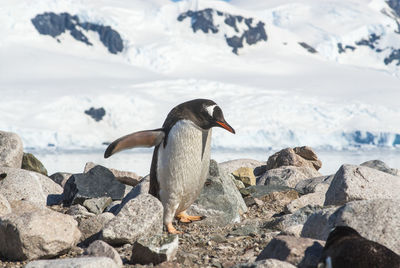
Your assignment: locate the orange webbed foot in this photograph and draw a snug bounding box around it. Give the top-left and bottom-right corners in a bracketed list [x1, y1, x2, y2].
[176, 211, 203, 223]
[166, 222, 183, 234]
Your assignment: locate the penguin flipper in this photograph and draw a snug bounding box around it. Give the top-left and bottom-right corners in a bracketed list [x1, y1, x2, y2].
[104, 129, 165, 158]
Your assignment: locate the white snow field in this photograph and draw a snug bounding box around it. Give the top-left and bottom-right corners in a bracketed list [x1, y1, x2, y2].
[0, 0, 399, 174]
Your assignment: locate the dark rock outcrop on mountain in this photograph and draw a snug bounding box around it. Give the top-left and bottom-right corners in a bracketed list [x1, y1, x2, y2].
[31, 12, 123, 54]
[178, 9, 267, 54]
[387, 0, 400, 17]
[85, 107, 106, 122]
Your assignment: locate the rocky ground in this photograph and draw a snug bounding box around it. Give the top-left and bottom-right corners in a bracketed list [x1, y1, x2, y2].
[0, 130, 399, 268]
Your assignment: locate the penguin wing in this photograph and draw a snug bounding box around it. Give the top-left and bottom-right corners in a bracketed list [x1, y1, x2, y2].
[104, 129, 165, 158]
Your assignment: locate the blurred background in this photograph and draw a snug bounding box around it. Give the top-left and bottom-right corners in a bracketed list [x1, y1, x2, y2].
[1, 0, 399, 176]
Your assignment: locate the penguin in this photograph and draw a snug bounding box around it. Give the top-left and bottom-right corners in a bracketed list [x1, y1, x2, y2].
[104, 99, 235, 234]
[317, 226, 400, 268]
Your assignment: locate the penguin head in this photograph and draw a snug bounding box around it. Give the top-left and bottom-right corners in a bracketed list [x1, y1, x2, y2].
[171, 99, 235, 134]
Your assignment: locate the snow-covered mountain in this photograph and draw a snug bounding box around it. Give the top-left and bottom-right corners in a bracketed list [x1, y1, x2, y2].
[1, 0, 400, 152]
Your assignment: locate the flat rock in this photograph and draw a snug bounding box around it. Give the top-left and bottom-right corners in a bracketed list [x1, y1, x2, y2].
[25, 257, 119, 268]
[295, 175, 334, 195]
[83, 197, 113, 215]
[232, 167, 256, 187]
[256, 235, 325, 268]
[187, 161, 247, 226]
[258, 166, 321, 188]
[49, 172, 72, 187]
[265, 205, 324, 232]
[0, 131, 23, 168]
[266, 146, 322, 171]
[101, 193, 163, 246]
[21, 153, 48, 176]
[0, 167, 63, 207]
[360, 159, 400, 176]
[86, 240, 123, 266]
[0, 200, 81, 261]
[219, 159, 265, 175]
[232, 259, 297, 268]
[324, 164, 400, 206]
[63, 165, 127, 206]
[286, 183, 329, 213]
[130, 234, 179, 265]
[303, 199, 400, 254]
[85, 162, 141, 187]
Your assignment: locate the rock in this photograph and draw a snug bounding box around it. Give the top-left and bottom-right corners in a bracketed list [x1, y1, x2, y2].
[83, 197, 113, 215]
[32, 12, 123, 54]
[219, 159, 265, 175]
[86, 240, 123, 267]
[241, 185, 297, 209]
[63, 165, 127, 206]
[85, 107, 106, 122]
[324, 164, 400, 206]
[360, 159, 400, 176]
[229, 224, 261, 237]
[232, 167, 256, 187]
[187, 163, 247, 226]
[258, 190, 299, 214]
[101, 193, 163, 246]
[77, 212, 115, 245]
[256, 235, 325, 268]
[266, 146, 322, 171]
[49, 172, 72, 187]
[84, 162, 141, 187]
[302, 199, 400, 254]
[0, 167, 63, 207]
[66, 204, 96, 219]
[233, 259, 296, 268]
[0, 194, 11, 216]
[0, 200, 81, 261]
[295, 175, 334, 195]
[130, 234, 179, 265]
[116, 175, 150, 214]
[265, 205, 324, 232]
[0, 131, 23, 168]
[231, 176, 246, 190]
[286, 183, 329, 213]
[25, 257, 119, 268]
[258, 166, 321, 188]
[21, 153, 48, 176]
[105, 200, 121, 214]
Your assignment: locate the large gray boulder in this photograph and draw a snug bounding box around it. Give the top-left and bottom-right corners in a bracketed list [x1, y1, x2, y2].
[187, 160, 247, 226]
[360, 159, 400, 176]
[302, 199, 400, 254]
[286, 183, 329, 213]
[25, 257, 119, 268]
[63, 165, 127, 206]
[258, 166, 321, 188]
[84, 162, 141, 187]
[0, 131, 23, 168]
[256, 235, 325, 268]
[101, 193, 163, 246]
[0, 194, 11, 216]
[0, 201, 81, 261]
[295, 175, 334, 195]
[0, 167, 63, 206]
[324, 165, 400, 206]
[115, 175, 150, 214]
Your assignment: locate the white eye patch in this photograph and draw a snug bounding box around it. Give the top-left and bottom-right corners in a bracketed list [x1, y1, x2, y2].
[205, 104, 217, 117]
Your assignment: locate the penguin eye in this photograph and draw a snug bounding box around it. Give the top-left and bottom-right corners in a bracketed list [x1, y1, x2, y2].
[212, 106, 223, 120]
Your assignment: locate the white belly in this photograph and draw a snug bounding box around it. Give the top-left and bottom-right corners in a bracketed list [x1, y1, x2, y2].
[157, 120, 211, 222]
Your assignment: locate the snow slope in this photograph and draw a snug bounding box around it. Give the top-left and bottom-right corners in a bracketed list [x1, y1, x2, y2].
[0, 0, 400, 153]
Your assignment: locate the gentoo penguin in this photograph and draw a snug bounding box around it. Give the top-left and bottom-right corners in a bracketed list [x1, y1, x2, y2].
[317, 226, 400, 268]
[104, 99, 235, 234]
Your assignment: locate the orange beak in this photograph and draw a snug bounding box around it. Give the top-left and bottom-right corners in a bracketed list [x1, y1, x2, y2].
[216, 121, 235, 134]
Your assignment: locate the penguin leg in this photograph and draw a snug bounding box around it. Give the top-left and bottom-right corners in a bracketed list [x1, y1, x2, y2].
[166, 222, 183, 234]
[176, 211, 202, 223]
